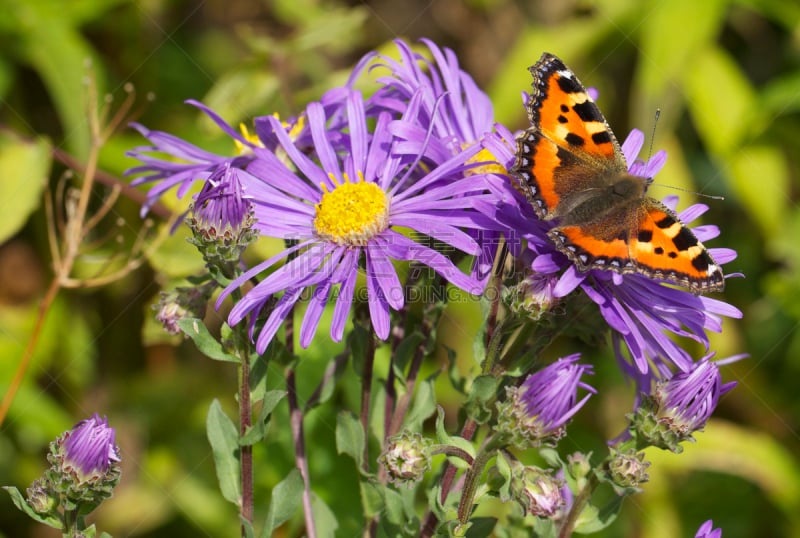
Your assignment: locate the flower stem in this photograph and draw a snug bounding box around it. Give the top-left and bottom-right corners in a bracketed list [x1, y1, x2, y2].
[360, 326, 376, 473]
[284, 309, 317, 538]
[557, 471, 599, 538]
[456, 437, 498, 527]
[232, 288, 253, 533]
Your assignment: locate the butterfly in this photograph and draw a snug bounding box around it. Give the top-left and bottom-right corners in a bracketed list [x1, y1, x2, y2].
[510, 52, 724, 293]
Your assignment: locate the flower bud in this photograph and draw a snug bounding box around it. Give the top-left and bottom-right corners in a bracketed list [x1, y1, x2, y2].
[630, 359, 735, 452]
[378, 431, 431, 487]
[187, 163, 257, 276]
[48, 414, 121, 507]
[605, 448, 649, 490]
[496, 355, 595, 448]
[509, 466, 564, 518]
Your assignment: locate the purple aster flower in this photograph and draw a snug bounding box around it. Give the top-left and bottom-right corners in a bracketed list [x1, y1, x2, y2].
[695, 519, 723, 538]
[353, 38, 511, 282]
[219, 89, 498, 352]
[62, 414, 121, 482]
[496, 354, 595, 446]
[627, 357, 736, 452]
[360, 38, 495, 158]
[655, 357, 736, 434]
[126, 100, 257, 216]
[480, 128, 742, 389]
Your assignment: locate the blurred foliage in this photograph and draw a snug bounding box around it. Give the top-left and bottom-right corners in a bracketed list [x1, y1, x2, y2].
[0, 0, 799, 536]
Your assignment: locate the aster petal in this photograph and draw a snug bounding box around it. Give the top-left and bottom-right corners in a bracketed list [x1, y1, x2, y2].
[553, 266, 585, 297]
[220, 239, 314, 314]
[621, 129, 645, 166]
[709, 248, 737, 265]
[331, 250, 359, 341]
[366, 242, 404, 310]
[255, 288, 304, 353]
[300, 281, 332, 348]
[366, 262, 391, 339]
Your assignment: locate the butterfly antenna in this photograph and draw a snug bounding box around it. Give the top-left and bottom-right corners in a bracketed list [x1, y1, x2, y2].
[646, 108, 724, 201]
[647, 108, 661, 163]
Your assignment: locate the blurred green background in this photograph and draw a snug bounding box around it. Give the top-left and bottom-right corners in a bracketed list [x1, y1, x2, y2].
[1, 0, 799, 536]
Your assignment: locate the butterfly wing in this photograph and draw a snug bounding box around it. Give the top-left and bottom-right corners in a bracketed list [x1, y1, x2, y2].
[550, 201, 724, 292]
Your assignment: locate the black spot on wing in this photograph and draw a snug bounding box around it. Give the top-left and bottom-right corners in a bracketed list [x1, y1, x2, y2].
[654, 246, 664, 255]
[637, 230, 653, 243]
[672, 227, 699, 251]
[560, 104, 569, 113]
[572, 101, 604, 122]
[557, 74, 583, 94]
[565, 133, 585, 146]
[692, 253, 711, 271]
[655, 214, 676, 229]
[591, 131, 612, 145]
[558, 115, 568, 124]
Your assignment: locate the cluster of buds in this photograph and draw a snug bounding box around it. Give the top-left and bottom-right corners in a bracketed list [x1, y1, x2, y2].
[6, 414, 120, 535]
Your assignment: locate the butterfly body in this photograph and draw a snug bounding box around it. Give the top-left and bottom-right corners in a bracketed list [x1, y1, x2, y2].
[511, 53, 724, 293]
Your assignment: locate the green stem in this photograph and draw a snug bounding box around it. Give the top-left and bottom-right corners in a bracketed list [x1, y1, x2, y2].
[63, 508, 78, 537]
[456, 436, 500, 527]
[557, 471, 599, 538]
[236, 312, 254, 532]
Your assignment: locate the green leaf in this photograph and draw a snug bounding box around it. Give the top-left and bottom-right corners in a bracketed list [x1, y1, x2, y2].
[335, 411, 365, 471]
[635, 0, 726, 122]
[463, 375, 499, 424]
[0, 132, 50, 243]
[311, 493, 339, 538]
[684, 47, 757, 156]
[240, 390, 286, 446]
[434, 406, 476, 468]
[465, 517, 497, 538]
[359, 480, 385, 518]
[2, 486, 62, 528]
[393, 331, 425, 373]
[206, 399, 241, 505]
[404, 372, 439, 432]
[260, 469, 303, 538]
[178, 318, 239, 363]
[729, 145, 789, 238]
[16, 4, 96, 156]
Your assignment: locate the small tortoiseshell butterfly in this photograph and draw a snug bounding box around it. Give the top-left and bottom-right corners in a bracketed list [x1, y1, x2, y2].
[510, 52, 724, 293]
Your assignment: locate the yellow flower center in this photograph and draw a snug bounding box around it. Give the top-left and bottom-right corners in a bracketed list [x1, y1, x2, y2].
[313, 172, 390, 246]
[465, 147, 507, 176]
[235, 123, 263, 155]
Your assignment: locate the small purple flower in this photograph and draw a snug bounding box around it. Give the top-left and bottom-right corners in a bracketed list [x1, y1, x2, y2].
[497, 354, 595, 446]
[655, 358, 736, 434]
[626, 357, 736, 452]
[480, 128, 742, 390]
[695, 519, 723, 538]
[219, 90, 498, 351]
[191, 162, 254, 241]
[63, 414, 121, 482]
